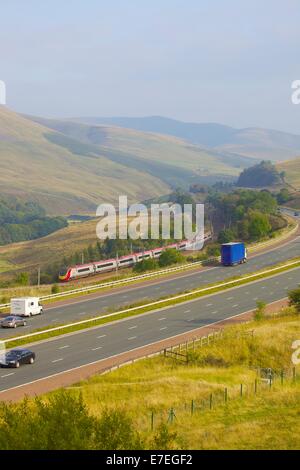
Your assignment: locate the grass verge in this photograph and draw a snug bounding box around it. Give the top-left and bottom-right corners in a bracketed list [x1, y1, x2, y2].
[44, 311, 300, 449]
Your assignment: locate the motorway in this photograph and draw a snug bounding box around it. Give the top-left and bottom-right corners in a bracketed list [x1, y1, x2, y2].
[0, 263, 300, 393]
[0, 233, 300, 340]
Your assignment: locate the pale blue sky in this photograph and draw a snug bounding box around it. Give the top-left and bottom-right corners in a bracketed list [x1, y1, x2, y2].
[1, 0, 300, 133]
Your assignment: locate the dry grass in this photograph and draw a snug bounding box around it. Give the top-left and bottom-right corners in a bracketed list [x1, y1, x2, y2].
[277, 157, 300, 190]
[57, 313, 300, 449]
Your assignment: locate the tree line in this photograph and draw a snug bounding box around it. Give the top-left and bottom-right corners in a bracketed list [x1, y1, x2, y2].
[0, 198, 67, 245]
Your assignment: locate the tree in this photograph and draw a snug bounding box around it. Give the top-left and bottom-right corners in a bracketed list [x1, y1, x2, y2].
[247, 211, 271, 240]
[276, 188, 290, 204]
[217, 228, 235, 244]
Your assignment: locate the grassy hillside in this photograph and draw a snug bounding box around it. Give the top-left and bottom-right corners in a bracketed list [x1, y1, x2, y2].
[56, 312, 300, 449]
[28, 115, 248, 186]
[0, 218, 99, 275]
[3, 310, 299, 449]
[73, 116, 300, 162]
[277, 157, 300, 190]
[0, 107, 169, 215]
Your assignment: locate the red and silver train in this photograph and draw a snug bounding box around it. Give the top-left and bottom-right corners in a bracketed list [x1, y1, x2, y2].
[59, 238, 209, 282]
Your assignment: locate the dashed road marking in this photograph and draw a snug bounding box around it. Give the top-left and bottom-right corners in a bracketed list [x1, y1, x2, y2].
[1, 372, 14, 378]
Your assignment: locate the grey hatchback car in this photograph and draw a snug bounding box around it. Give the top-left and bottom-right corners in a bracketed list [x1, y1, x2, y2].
[0, 315, 27, 328]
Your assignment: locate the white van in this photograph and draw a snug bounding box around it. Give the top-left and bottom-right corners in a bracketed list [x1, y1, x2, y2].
[10, 297, 43, 317]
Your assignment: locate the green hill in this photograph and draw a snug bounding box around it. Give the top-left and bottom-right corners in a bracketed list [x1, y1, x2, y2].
[237, 161, 283, 188]
[277, 157, 300, 190]
[73, 116, 300, 162]
[28, 115, 250, 186]
[0, 107, 169, 215]
[0, 107, 253, 217]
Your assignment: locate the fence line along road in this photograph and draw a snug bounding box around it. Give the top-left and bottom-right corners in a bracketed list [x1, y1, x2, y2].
[0, 221, 298, 311]
[2, 257, 299, 346]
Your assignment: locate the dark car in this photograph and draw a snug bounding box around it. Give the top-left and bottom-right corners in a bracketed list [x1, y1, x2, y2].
[0, 349, 35, 368]
[1, 316, 27, 328]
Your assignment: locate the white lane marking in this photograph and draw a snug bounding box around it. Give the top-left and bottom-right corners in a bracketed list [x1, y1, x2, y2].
[232, 304, 239, 308]
[159, 326, 168, 331]
[128, 325, 137, 330]
[158, 317, 166, 321]
[212, 311, 218, 314]
[52, 358, 63, 363]
[59, 345, 69, 350]
[206, 303, 213, 307]
[77, 312, 87, 316]
[1, 372, 15, 378]
[97, 335, 106, 339]
[51, 319, 59, 322]
[227, 297, 234, 300]
[128, 336, 137, 340]
[92, 346, 102, 351]
[187, 318, 194, 322]
[184, 309, 191, 313]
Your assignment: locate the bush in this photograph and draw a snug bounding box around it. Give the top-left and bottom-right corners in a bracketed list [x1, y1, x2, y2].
[94, 408, 143, 450]
[15, 272, 29, 286]
[51, 284, 60, 294]
[0, 392, 144, 450]
[288, 288, 300, 312]
[158, 248, 185, 267]
[206, 244, 221, 257]
[254, 300, 266, 321]
[133, 258, 158, 273]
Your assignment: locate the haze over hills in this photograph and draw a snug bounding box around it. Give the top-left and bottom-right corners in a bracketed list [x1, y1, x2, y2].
[73, 116, 300, 162]
[0, 106, 169, 215]
[0, 107, 252, 217]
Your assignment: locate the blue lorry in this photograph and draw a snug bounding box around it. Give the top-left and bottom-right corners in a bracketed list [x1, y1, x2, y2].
[221, 242, 247, 266]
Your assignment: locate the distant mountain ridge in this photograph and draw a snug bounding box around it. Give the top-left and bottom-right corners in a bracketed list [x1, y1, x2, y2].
[72, 116, 300, 162]
[0, 107, 250, 216]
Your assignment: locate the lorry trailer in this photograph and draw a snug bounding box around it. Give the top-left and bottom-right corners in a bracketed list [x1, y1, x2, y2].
[221, 242, 247, 266]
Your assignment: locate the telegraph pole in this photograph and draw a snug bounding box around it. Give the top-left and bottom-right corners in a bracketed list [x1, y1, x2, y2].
[37, 267, 40, 287]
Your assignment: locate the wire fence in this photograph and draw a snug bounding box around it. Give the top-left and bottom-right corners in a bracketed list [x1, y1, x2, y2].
[147, 365, 299, 430]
